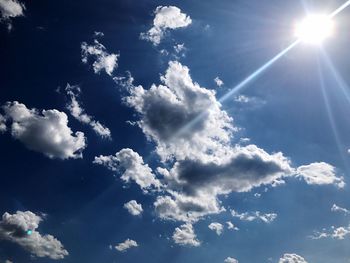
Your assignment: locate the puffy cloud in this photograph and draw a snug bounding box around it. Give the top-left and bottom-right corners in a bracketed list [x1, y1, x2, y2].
[140, 6, 192, 45]
[226, 221, 239, 231]
[172, 223, 200, 247]
[0, 0, 24, 30]
[65, 84, 111, 139]
[231, 210, 277, 223]
[296, 162, 345, 188]
[0, 113, 6, 132]
[278, 253, 308, 263]
[115, 239, 138, 252]
[0, 211, 68, 259]
[124, 60, 234, 162]
[224, 257, 239, 263]
[208, 222, 223, 235]
[93, 148, 161, 192]
[214, 77, 224, 87]
[310, 225, 350, 240]
[124, 200, 143, 216]
[81, 38, 119, 76]
[2, 101, 86, 159]
[331, 204, 350, 215]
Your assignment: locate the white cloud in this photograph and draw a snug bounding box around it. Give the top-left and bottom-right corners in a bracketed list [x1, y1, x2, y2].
[296, 162, 345, 188]
[0, 113, 6, 132]
[214, 77, 224, 87]
[174, 43, 185, 54]
[93, 148, 161, 192]
[331, 204, 350, 215]
[2, 101, 86, 159]
[124, 60, 234, 162]
[226, 221, 239, 231]
[0, 0, 25, 30]
[81, 38, 119, 76]
[140, 6, 192, 45]
[310, 225, 350, 240]
[231, 210, 277, 223]
[0, 211, 68, 259]
[124, 200, 143, 216]
[208, 222, 223, 235]
[172, 223, 200, 247]
[65, 84, 111, 139]
[122, 61, 342, 225]
[115, 239, 138, 252]
[278, 253, 308, 263]
[224, 257, 238, 263]
[234, 95, 251, 103]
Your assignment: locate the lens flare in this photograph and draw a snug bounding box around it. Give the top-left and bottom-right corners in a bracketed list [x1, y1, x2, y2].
[295, 15, 334, 44]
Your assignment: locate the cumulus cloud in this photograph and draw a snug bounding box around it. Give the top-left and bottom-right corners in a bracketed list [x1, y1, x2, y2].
[224, 257, 238, 263]
[208, 222, 223, 235]
[115, 239, 138, 252]
[124, 60, 234, 162]
[140, 6, 192, 45]
[214, 77, 224, 87]
[310, 225, 350, 240]
[0, 0, 25, 30]
[81, 38, 119, 76]
[231, 210, 277, 223]
[65, 84, 111, 139]
[331, 204, 350, 215]
[93, 148, 161, 192]
[2, 101, 86, 159]
[0, 113, 6, 132]
[124, 200, 143, 216]
[278, 253, 308, 263]
[296, 162, 345, 188]
[0, 211, 68, 259]
[172, 223, 200, 247]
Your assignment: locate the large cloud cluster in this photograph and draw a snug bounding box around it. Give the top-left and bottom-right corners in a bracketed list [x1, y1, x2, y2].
[2, 101, 86, 159]
[0, 211, 68, 259]
[140, 6, 192, 45]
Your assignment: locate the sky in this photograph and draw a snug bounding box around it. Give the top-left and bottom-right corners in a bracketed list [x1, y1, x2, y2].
[1, 0, 350, 262]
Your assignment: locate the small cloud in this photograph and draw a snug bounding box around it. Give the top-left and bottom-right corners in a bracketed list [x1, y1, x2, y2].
[214, 77, 224, 87]
[231, 209, 277, 223]
[172, 223, 200, 247]
[331, 204, 350, 215]
[224, 257, 239, 263]
[124, 200, 143, 216]
[115, 239, 138, 252]
[140, 6, 192, 45]
[208, 222, 224, 235]
[278, 253, 308, 263]
[234, 95, 251, 103]
[226, 221, 239, 231]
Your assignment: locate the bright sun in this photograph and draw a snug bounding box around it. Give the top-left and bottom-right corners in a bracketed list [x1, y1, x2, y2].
[295, 14, 334, 44]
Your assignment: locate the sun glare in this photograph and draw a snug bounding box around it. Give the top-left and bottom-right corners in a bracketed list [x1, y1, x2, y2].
[295, 14, 334, 44]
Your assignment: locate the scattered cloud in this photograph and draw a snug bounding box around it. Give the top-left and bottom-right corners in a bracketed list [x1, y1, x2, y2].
[0, 113, 6, 132]
[174, 43, 185, 54]
[93, 148, 162, 192]
[0, 0, 25, 30]
[296, 162, 345, 188]
[224, 257, 239, 263]
[310, 225, 350, 240]
[81, 38, 119, 76]
[278, 253, 308, 263]
[115, 239, 138, 252]
[214, 77, 224, 87]
[65, 84, 111, 139]
[0, 211, 68, 259]
[208, 222, 223, 235]
[331, 204, 350, 215]
[172, 223, 200, 247]
[231, 210, 277, 223]
[124, 200, 143, 216]
[140, 6, 192, 45]
[234, 95, 251, 103]
[226, 221, 239, 231]
[2, 101, 86, 159]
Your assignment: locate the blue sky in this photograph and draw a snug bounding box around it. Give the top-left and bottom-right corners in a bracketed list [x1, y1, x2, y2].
[1, 0, 350, 262]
